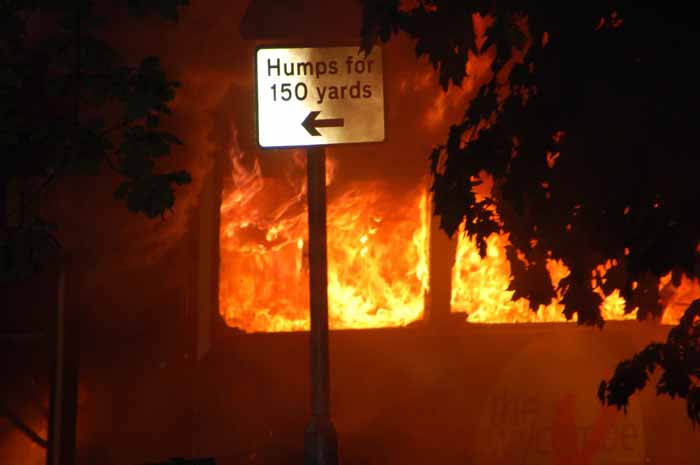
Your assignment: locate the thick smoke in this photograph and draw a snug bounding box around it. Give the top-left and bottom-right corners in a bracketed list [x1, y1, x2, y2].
[47, 1, 492, 330]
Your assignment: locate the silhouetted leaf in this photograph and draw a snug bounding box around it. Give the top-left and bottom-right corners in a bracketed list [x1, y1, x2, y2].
[359, 0, 402, 54]
[601, 300, 700, 424]
[115, 171, 191, 219]
[507, 246, 557, 310]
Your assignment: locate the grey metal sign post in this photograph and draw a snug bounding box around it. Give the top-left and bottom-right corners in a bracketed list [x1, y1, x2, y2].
[255, 45, 384, 465]
[304, 145, 337, 465]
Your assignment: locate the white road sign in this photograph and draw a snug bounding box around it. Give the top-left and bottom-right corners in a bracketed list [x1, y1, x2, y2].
[255, 46, 385, 148]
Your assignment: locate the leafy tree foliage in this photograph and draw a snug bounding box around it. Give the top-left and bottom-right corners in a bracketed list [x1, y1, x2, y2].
[599, 299, 700, 426]
[361, 1, 700, 323]
[1, 0, 190, 279]
[361, 1, 700, 421]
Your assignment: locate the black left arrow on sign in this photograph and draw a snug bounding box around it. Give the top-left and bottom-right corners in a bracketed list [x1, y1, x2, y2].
[302, 111, 344, 136]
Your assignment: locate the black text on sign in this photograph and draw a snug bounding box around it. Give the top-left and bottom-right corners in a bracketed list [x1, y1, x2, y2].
[255, 46, 385, 148]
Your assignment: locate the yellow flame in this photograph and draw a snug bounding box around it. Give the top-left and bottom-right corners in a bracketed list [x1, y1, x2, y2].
[219, 139, 430, 331]
[219, 140, 695, 332]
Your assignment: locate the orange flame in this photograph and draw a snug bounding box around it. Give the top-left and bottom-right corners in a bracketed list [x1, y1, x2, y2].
[219, 134, 696, 332]
[219, 134, 429, 332]
[218, 11, 697, 331]
[659, 273, 700, 325]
